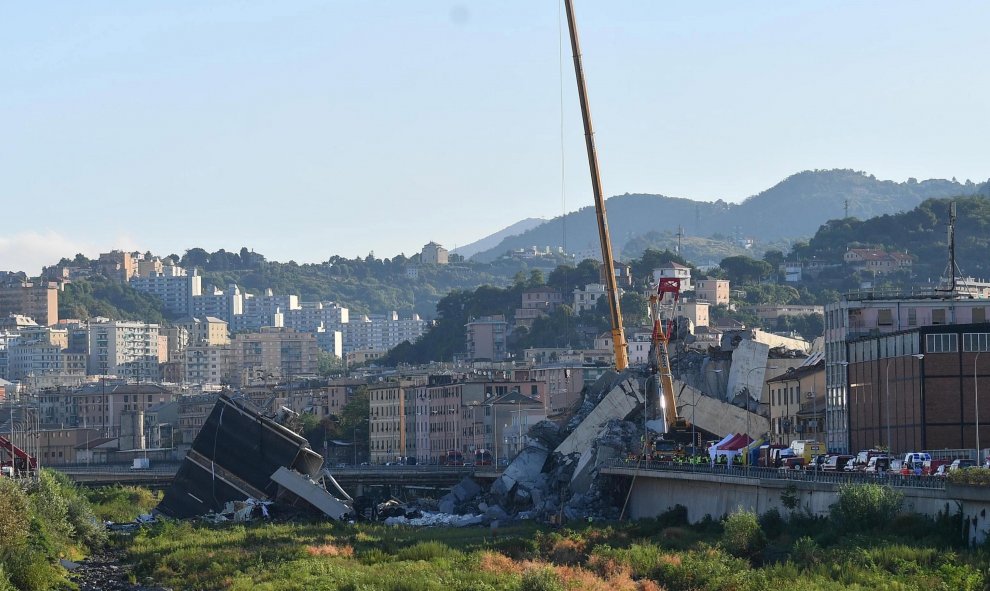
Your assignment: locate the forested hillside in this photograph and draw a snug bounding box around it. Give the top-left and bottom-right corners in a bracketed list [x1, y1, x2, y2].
[471, 170, 986, 262]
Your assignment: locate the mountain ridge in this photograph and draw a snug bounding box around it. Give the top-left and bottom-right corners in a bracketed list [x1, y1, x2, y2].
[469, 169, 988, 263]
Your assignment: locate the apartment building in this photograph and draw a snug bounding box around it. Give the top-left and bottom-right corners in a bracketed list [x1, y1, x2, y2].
[176, 316, 230, 346]
[231, 327, 318, 386]
[369, 379, 420, 463]
[96, 250, 137, 281]
[653, 263, 692, 291]
[129, 266, 202, 317]
[87, 320, 163, 381]
[344, 312, 426, 354]
[572, 283, 608, 314]
[515, 287, 563, 329]
[465, 315, 508, 362]
[0, 281, 58, 326]
[184, 344, 235, 386]
[74, 382, 174, 436]
[190, 284, 244, 325]
[767, 361, 825, 446]
[283, 301, 349, 333]
[694, 279, 730, 306]
[6, 326, 87, 386]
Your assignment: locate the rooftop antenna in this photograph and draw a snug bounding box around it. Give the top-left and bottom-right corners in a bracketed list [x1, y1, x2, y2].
[938, 200, 961, 294]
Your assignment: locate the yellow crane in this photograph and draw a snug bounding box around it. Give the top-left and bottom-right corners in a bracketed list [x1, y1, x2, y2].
[563, 0, 628, 371]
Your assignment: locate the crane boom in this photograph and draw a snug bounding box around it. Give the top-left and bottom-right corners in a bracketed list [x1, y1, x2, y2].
[650, 279, 686, 432]
[564, 0, 628, 371]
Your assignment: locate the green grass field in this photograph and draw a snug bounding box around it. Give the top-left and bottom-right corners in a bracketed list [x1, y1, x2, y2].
[118, 489, 990, 591]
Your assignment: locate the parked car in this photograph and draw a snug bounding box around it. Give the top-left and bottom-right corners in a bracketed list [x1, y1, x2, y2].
[948, 458, 977, 472]
[846, 449, 885, 472]
[922, 458, 950, 476]
[822, 454, 854, 472]
[864, 456, 892, 474]
[809, 454, 829, 471]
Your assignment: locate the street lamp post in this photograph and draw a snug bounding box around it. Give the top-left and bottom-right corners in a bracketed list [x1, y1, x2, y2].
[353, 418, 369, 466]
[806, 390, 818, 440]
[976, 351, 982, 460]
[742, 365, 777, 466]
[701, 368, 723, 454]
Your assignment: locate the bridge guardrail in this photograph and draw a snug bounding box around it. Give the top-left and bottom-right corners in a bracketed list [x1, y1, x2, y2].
[601, 459, 947, 490]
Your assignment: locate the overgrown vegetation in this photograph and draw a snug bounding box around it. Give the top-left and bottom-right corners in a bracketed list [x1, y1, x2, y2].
[0, 471, 108, 590]
[118, 484, 987, 591]
[83, 485, 162, 523]
[948, 467, 990, 486]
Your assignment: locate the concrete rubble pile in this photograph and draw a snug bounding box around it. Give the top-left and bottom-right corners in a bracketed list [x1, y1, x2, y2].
[438, 370, 650, 524]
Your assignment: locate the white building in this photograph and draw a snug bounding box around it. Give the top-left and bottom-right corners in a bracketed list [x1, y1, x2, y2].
[652, 263, 692, 291]
[344, 312, 427, 353]
[87, 319, 162, 380]
[6, 326, 87, 386]
[283, 301, 349, 334]
[129, 266, 202, 317]
[191, 284, 243, 325]
[573, 283, 609, 314]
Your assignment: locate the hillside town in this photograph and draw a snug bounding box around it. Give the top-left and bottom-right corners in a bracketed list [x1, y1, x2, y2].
[2, 230, 988, 481]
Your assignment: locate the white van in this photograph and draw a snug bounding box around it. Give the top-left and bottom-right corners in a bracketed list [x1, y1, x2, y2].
[903, 452, 931, 465]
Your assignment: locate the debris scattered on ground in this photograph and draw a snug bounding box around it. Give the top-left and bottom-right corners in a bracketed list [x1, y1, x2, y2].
[383, 511, 484, 527]
[202, 498, 272, 523]
[70, 551, 171, 591]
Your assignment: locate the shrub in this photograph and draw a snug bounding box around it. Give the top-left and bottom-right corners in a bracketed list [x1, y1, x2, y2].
[830, 483, 903, 532]
[790, 536, 822, 567]
[721, 510, 766, 559]
[549, 537, 587, 565]
[1, 544, 65, 591]
[85, 484, 161, 523]
[519, 566, 565, 591]
[650, 546, 748, 591]
[28, 471, 74, 549]
[759, 508, 785, 540]
[0, 564, 13, 591]
[395, 540, 460, 562]
[947, 467, 990, 486]
[0, 478, 30, 546]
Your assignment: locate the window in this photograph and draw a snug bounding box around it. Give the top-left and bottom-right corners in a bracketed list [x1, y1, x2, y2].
[974, 308, 987, 323]
[963, 333, 990, 352]
[926, 333, 958, 353]
[932, 309, 947, 325]
[877, 309, 893, 326]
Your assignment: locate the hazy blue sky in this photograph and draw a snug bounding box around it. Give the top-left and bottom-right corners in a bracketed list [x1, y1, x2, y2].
[3, 1, 988, 274]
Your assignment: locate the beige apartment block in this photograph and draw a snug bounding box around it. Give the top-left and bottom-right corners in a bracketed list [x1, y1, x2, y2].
[232, 327, 318, 386]
[0, 282, 59, 326]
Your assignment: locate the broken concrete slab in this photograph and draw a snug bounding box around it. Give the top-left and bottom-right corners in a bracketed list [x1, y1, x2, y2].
[555, 377, 643, 457]
[158, 394, 325, 519]
[450, 477, 483, 502]
[527, 420, 566, 450]
[570, 447, 597, 494]
[270, 467, 351, 520]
